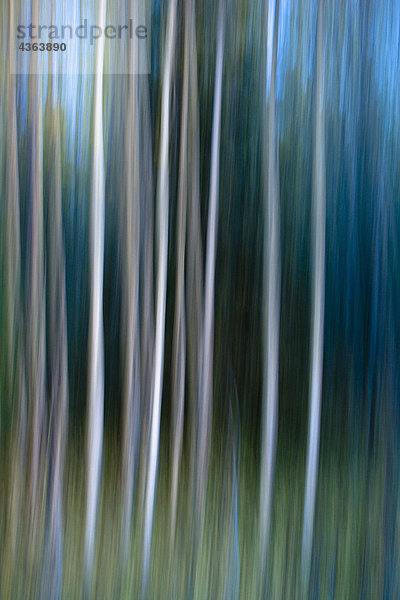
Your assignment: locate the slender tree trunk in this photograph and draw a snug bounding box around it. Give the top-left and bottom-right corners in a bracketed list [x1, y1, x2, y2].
[85, 0, 107, 580]
[137, 68, 155, 534]
[184, 3, 204, 589]
[301, 0, 326, 591]
[5, 0, 21, 386]
[259, 0, 281, 567]
[136, 0, 155, 525]
[122, 31, 140, 559]
[185, 0, 203, 534]
[142, 0, 177, 588]
[6, 0, 27, 558]
[121, 17, 141, 556]
[27, 0, 46, 531]
[169, 0, 190, 550]
[196, 0, 225, 561]
[46, 79, 69, 600]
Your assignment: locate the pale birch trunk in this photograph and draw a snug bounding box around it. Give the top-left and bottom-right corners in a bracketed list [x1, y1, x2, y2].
[85, 0, 107, 579]
[45, 72, 69, 599]
[136, 1, 155, 521]
[6, 0, 27, 556]
[137, 72, 155, 529]
[169, 0, 190, 549]
[185, 0, 203, 534]
[121, 17, 141, 556]
[184, 5, 204, 587]
[142, 0, 177, 587]
[260, 0, 281, 566]
[27, 0, 46, 529]
[196, 0, 225, 556]
[301, 0, 326, 590]
[5, 0, 20, 384]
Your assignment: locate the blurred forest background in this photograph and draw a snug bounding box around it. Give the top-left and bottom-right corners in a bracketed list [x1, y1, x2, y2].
[0, 0, 400, 598]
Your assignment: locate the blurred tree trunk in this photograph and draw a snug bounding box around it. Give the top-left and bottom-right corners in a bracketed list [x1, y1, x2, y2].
[121, 4, 141, 558]
[260, 0, 281, 568]
[137, 69, 155, 546]
[301, 0, 326, 591]
[45, 74, 69, 599]
[142, 0, 177, 588]
[184, 2, 204, 590]
[195, 0, 225, 569]
[6, 0, 27, 557]
[85, 0, 107, 580]
[169, 0, 190, 550]
[27, 0, 46, 531]
[185, 0, 203, 540]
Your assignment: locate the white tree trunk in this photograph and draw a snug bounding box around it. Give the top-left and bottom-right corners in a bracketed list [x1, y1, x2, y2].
[46, 84, 69, 600]
[28, 0, 46, 529]
[137, 53, 155, 534]
[142, 0, 177, 586]
[85, 0, 107, 579]
[185, 0, 203, 539]
[260, 0, 281, 565]
[169, 0, 190, 550]
[196, 0, 225, 553]
[6, 0, 27, 557]
[121, 2, 141, 556]
[301, 0, 326, 590]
